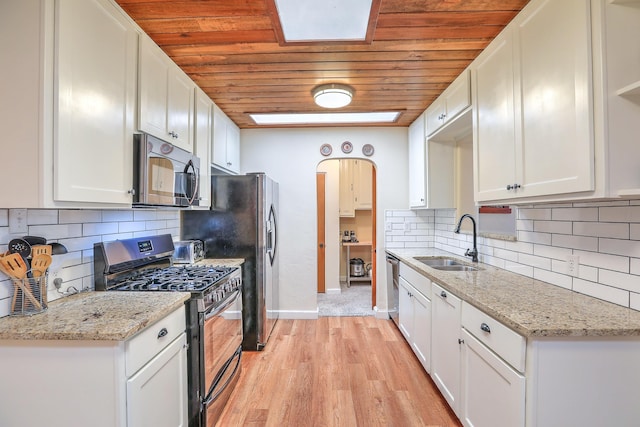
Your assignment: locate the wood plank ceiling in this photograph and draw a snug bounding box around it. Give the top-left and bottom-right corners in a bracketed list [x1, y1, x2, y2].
[115, 0, 529, 128]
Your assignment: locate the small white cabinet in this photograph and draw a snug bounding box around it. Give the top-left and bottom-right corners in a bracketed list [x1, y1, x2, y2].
[426, 69, 471, 137]
[398, 263, 432, 372]
[139, 33, 195, 152]
[408, 113, 456, 209]
[212, 104, 240, 174]
[2, 0, 138, 208]
[431, 282, 462, 416]
[460, 302, 526, 427]
[339, 159, 372, 216]
[194, 87, 212, 207]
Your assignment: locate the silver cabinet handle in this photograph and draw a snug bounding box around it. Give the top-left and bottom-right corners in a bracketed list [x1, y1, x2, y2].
[480, 323, 491, 333]
[440, 291, 447, 298]
[506, 184, 521, 190]
[157, 327, 168, 339]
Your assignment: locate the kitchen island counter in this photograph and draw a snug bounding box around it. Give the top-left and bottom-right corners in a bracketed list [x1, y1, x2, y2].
[387, 248, 640, 338]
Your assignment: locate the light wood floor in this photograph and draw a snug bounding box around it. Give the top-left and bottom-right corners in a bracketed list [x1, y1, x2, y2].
[217, 317, 461, 426]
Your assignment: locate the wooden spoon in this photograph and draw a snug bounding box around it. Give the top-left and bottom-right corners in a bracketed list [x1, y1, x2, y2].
[0, 253, 41, 310]
[31, 253, 52, 305]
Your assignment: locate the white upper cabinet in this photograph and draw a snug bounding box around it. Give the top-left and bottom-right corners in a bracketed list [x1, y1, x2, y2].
[426, 69, 471, 139]
[409, 113, 455, 209]
[194, 88, 212, 208]
[212, 104, 240, 174]
[339, 159, 372, 216]
[139, 33, 195, 152]
[473, 0, 640, 204]
[1, 0, 138, 208]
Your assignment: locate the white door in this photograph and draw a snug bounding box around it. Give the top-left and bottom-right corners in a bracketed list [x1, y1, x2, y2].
[127, 334, 188, 427]
[411, 289, 431, 373]
[398, 277, 414, 343]
[461, 329, 525, 427]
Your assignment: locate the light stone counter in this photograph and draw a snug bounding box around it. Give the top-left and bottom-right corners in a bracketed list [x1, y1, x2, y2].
[0, 258, 244, 342]
[387, 248, 640, 338]
[0, 291, 190, 341]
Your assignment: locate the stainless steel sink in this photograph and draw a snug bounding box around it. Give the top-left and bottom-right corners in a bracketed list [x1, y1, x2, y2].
[430, 265, 479, 272]
[414, 257, 479, 272]
[415, 257, 463, 267]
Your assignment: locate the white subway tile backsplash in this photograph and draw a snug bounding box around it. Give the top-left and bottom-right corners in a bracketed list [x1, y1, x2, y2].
[552, 207, 598, 221]
[573, 222, 629, 239]
[551, 234, 598, 251]
[599, 206, 640, 223]
[573, 278, 630, 307]
[387, 198, 640, 312]
[59, 210, 102, 224]
[0, 208, 180, 318]
[534, 220, 572, 234]
[599, 238, 640, 258]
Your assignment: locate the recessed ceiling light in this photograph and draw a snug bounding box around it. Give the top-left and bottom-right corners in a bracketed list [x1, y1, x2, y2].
[249, 112, 401, 125]
[274, 0, 372, 42]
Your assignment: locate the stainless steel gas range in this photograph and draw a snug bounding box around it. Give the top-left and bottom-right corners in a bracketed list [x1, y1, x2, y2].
[94, 234, 242, 427]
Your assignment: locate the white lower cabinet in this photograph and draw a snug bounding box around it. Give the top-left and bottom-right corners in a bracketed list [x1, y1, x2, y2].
[430, 282, 462, 415]
[461, 302, 526, 427]
[0, 306, 188, 427]
[398, 276, 431, 372]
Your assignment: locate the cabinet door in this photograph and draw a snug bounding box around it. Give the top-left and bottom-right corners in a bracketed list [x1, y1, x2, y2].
[408, 113, 427, 208]
[212, 104, 228, 168]
[139, 35, 170, 139]
[55, 0, 137, 204]
[225, 120, 241, 173]
[354, 160, 372, 209]
[431, 283, 462, 415]
[398, 277, 414, 342]
[167, 66, 195, 152]
[127, 333, 188, 427]
[461, 329, 525, 427]
[426, 97, 446, 136]
[445, 69, 471, 122]
[473, 28, 519, 202]
[515, 0, 594, 198]
[339, 159, 355, 217]
[412, 289, 431, 373]
[195, 88, 212, 207]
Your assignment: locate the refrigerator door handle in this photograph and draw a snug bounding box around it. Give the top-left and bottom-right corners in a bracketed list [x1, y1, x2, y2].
[267, 204, 277, 265]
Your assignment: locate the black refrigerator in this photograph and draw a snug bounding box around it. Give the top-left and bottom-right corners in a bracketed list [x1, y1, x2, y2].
[181, 173, 279, 351]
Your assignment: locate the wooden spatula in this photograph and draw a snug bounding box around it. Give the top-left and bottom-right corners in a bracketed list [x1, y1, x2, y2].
[0, 253, 41, 310]
[31, 245, 52, 257]
[31, 253, 52, 305]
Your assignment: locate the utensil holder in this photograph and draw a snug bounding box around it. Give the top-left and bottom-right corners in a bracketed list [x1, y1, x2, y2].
[10, 273, 48, 316]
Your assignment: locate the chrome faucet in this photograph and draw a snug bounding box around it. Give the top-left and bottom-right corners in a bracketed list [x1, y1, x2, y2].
[454, 214, 478, 262]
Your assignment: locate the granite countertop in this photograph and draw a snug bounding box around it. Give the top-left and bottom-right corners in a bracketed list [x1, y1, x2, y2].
[0, 258, 243, 342]
[0, 291, 190, 341]
[387, 248, 640, 338]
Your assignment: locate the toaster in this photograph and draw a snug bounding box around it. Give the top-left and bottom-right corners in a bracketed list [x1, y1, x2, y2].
[172, 240, 205, 264]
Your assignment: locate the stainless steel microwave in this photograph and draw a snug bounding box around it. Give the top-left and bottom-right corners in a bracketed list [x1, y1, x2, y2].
[133, 133, 200, 207]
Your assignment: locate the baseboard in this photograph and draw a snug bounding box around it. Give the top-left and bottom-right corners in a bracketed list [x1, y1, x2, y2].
[374, 307, 391, 320]
[325, 288, 342, 295]
[277, 310, 319, 320]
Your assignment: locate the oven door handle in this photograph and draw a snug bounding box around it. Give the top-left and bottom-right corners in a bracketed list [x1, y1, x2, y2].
[203, 289, 241, 321]
[203, 345, 242, 406]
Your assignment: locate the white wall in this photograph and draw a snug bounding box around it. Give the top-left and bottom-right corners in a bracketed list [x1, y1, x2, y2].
[241, 127, 408, 318]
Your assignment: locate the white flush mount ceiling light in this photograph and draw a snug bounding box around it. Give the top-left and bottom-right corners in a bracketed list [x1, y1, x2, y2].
[313, 84, 354, 109]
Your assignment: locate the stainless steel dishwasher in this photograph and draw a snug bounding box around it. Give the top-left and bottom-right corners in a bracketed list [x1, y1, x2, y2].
[386, 254, 400, 327]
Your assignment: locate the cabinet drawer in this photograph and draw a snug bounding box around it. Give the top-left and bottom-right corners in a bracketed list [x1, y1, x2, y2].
[461, 302, 525, 373]
[125, 306, 186, 377]
[399, 262, 431, 298]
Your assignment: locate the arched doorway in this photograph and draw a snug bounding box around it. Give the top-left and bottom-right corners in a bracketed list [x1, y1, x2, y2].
[316, 158, 377, 312]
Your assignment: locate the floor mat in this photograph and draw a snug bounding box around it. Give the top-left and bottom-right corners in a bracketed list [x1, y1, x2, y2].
[317, 282, 375, 317]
